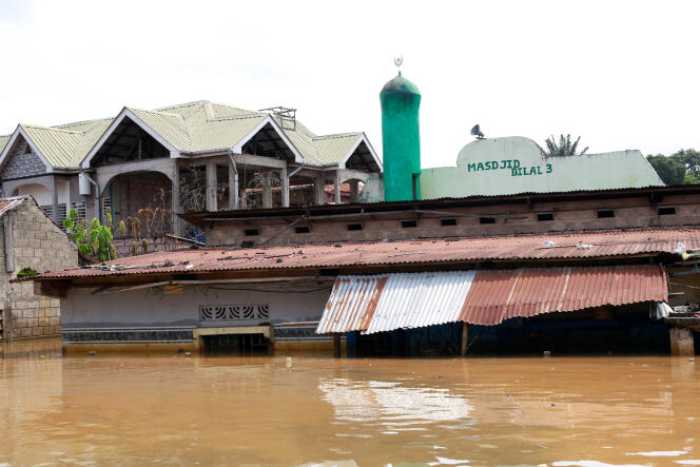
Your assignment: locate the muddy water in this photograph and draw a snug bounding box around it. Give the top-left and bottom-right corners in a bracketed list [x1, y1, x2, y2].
[1, 340, 699, 466]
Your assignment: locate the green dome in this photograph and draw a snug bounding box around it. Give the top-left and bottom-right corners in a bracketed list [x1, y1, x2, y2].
[380, 73, 421, 96]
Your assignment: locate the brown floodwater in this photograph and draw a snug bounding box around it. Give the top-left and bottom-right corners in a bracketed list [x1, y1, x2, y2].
[1, 340, 699, 467]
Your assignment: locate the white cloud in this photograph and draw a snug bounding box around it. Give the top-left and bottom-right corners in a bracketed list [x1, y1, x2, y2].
[0, 0, 698, 167]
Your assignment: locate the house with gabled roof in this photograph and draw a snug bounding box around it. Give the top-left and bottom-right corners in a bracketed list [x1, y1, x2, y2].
[0, 100, 383, 238]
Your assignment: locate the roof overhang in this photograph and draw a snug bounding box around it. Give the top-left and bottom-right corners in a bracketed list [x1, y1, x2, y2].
[231, 115, 304, 164]
[0, 125, 53, 174]
[341, 132, 383, 173]
[80, 107, 180, 169]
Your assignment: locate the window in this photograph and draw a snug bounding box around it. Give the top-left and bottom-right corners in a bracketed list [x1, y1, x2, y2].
[597, 209, 615, 218]
[244, 228, 260, 236]
[295, 226, 311, 234]
[440, 218, 457, 226]
[657, 207, 677, 216]
[347, 223, 363, 231]
[479, 217, 496, 224]
[537, 212, 554, 222]
[401, 220, 418, 228]
[240, 240, 256, 248]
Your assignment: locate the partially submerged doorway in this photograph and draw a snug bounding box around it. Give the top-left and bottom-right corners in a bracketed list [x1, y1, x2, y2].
[195, 326, 272, 355]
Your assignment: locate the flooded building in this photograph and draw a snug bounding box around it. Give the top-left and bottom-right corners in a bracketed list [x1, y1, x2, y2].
[32, 185, 700, 356]
[0, 101, 383, 252]
[1, 196, 78, 340]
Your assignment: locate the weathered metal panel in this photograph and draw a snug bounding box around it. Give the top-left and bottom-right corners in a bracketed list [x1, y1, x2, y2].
[364, 271, 476, 334]
[460, 265, 667, 325]
[37, 228, 699, 281]
[316, 275, 387, 334]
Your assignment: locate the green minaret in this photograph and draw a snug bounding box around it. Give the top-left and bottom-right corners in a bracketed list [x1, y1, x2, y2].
[380, 62, 421, 201]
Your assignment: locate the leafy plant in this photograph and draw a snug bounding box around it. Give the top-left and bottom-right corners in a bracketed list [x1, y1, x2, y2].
[538, 134, 589, 157]
[16, 267, 38, 279]
[63, 209, 117, 262]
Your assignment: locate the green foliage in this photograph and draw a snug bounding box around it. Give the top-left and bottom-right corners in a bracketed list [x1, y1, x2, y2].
[16, 267, 38, 279]
[538, 134, 589, 157]
[646, 149, 700, 185]
[63, 209, 117, 262]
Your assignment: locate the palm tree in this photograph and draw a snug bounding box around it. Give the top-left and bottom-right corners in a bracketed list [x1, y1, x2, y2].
[538, 134, 589, 157]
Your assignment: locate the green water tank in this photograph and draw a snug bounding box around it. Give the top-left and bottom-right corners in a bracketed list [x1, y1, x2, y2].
[380, 72, 422, 201]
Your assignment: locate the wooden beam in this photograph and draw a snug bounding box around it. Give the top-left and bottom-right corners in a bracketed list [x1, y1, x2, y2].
[460, 322, 469, 356]
[333, 334, 342, 358]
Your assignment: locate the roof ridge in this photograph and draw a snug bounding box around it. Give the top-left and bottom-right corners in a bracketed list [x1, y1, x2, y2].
[312, 132, 362, 141]
[21, 124, 83, 135]
[127, 107, 186, 121]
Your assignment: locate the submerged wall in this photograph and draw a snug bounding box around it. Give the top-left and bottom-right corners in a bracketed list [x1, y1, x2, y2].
[420, 137, 664, 199]
[61, 281, 333, 350]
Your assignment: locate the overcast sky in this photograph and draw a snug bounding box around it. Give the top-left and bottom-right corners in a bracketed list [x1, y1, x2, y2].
[0, 0, 697, 168]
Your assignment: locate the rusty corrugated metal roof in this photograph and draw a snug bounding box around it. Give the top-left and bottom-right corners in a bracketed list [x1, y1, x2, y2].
[0, 196, 27, 218]
[460, 265, 667, 325]
[316, 265, 667, 333]
[316, 276, 387, 334]
[36, 228, 699, 281]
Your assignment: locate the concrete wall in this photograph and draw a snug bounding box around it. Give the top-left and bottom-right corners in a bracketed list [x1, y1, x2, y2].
[420, 136, 664, 199]
[61, 280, 333, 349]
[203, 192, 700, 248]
[62, 281, 330, 329]
[1, 199, 78, 340]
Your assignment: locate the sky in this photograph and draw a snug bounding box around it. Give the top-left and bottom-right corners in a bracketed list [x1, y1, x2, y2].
[0, 0, 698, 168]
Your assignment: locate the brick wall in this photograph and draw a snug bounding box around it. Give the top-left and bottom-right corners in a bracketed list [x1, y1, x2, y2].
[1, 199, 78, 340]
[202, 193, 700, 248]
[0, 138, 47, 179]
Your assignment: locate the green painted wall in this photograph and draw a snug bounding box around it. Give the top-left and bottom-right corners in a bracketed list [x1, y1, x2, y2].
[380, 74, 421, 201]
[420, 136, 665, 199]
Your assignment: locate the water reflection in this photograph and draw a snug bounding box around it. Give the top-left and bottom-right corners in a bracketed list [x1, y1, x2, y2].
[320, 378, 472, 429]
[0, 340, 699, 466]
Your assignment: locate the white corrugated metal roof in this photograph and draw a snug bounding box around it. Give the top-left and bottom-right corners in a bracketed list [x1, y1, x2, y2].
[317, 271, 476, 335]
[364, 272, 476, 334]
[2, 100, 379, 171]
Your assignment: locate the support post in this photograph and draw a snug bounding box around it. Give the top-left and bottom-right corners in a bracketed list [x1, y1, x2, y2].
[171, 160, 182, 235]
[313, 177, 326, 205]
[262, 172, 273, 209]
[205, 162, 218, 212]
[670, 327, 695, 356]
[460, 322, 469, 356]
[228, 161, 239, 210]
[333, 333, 342, 358]
[51, 177, 59, 224]
[281, 165, 290, 208]
[334, 171, 342, 204]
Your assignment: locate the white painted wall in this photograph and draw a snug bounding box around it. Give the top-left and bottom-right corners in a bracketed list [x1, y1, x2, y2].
[420, 136, 665, 198]
[61, 281, 332, 330]
[14, 181, 71, 206]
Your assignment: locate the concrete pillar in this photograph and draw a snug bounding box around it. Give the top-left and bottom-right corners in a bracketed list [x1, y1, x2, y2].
[171, 161, 182, 235]
[670, 328, 695, 356]
[281, 166, 290, 208]
[228, 162, 239, 210]
[334, 171, 342, 204]
[349, 179, 359, 203]
[262, 172, 273, 209]
[313, 177, 326, 205]
[205, 161, 218, 212]
[51, 176, 59, 224]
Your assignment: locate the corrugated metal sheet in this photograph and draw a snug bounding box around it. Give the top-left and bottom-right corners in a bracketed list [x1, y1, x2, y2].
[4, 101, 366, 170]
[316, 276, 387, 334]
[460, 265, 667, 325]
[0, 196, 27, 218]
[37, 228, 700, 281]
[316, 265, 667, 333]
[364, 271, 476, 334]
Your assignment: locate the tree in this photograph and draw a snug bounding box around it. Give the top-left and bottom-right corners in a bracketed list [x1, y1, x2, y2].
[63, 209, 117, 262]
[646, 149, 700, 185]
[538, 134, 589, 157]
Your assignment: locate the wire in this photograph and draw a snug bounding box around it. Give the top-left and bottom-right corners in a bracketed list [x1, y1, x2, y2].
[206, 285, 332, 294]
